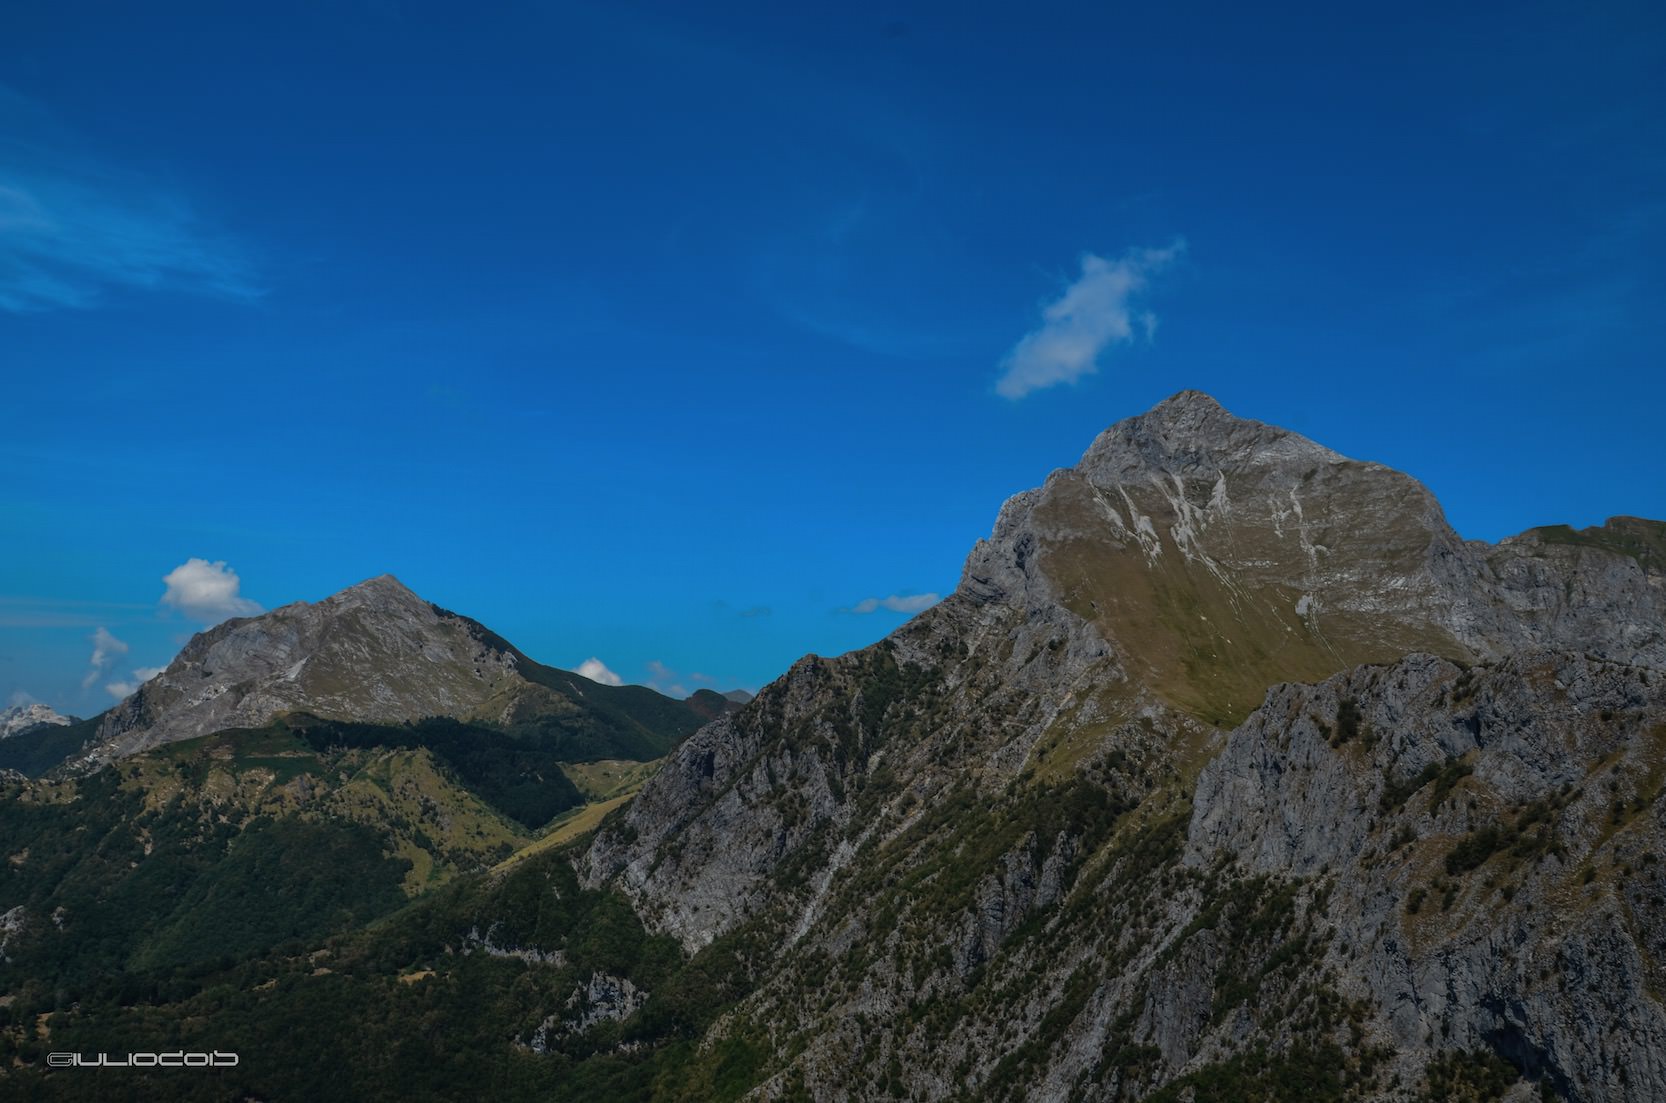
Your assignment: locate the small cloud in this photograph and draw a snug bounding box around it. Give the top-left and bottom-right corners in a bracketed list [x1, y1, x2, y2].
[846, 592, 940, 615]
[574, 657, 623, 686]
[996, 242, 1183, 400]
[7, 689, 38, 708]
[104, 666, 164, 701]
[160, 558, 262, 625]
[690, 672, 714, 683]
[81, 625, 128, 688]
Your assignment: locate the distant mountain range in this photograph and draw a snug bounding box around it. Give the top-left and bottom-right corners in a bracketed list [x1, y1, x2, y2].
[1, 391, 1662, 1101]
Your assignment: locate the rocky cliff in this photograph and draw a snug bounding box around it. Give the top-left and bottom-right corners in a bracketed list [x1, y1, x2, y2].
[581, 391, 1666, 1101]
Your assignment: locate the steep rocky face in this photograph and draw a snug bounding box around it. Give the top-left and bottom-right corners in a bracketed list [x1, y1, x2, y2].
[582, 390, 1666, 1101]
[1183, 650, 1666, 1103]
[85, 575, 721, 766]
[0, 703, 73, 739]
[1484, 519, 1666, 669]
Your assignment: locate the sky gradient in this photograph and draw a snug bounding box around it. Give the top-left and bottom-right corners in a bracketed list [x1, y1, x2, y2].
[3, 1, 1663, 715]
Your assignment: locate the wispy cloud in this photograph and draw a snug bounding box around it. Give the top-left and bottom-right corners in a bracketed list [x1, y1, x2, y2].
[996, 243, 1183, 400]
[0, 87, 259, 312]
[845, 592, 939, 615]
[81, 625, 128, 689]
[645, 659, 691, 698]
[160, 559, 262, 625]
[574, 657, 623, 686]
[0, 595, 152, 629]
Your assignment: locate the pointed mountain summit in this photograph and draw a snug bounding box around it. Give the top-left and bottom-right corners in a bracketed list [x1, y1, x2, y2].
[966, 389, 1664, 724]
[87, 575, 723, 765]
[0, 703, 75, 740]
[582, 389, 1666, 1101]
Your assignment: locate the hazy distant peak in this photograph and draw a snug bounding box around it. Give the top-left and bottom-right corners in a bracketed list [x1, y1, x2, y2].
[0, 703, 75, 740]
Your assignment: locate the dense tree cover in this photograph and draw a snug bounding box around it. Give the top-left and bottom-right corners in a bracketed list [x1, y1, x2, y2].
[0, 846, 763, 1102]
[0, 770, 410, 993]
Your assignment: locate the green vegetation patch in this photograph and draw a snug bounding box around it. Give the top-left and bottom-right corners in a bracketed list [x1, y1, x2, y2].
[291, 715, 584, 829]
[1417, 1048, 1526, 1102]
[1144, 1043, 1349, 1103]
[1526, 518, 1666, 571]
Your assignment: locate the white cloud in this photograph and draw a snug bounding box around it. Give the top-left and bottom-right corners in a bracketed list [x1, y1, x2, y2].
[575, 657, 623, 686]
[160, 558, 262, 625]
[7, 690, 38, 708]
[995, 243, 1183, 400]
[848, 592, 940, 615]
[104, 667, 164, 701]
[81, 625, 128, 688]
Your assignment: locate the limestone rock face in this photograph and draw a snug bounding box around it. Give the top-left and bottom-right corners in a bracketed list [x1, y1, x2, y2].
[0, 704, 74, 740]
[89, 576, 523, 760]
[583, 391, 1666, 1101]
[1188, 650, 1666, 1103]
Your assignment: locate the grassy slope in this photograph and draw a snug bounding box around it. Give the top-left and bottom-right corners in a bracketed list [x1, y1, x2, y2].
[1035, 470, 1468, 730]
[1525, 517, 1666, 570]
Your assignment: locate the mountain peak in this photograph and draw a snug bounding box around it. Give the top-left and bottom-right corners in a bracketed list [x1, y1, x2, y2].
[1150, 387, 1225, 414]
[337, 573, 416, 598]
[0, 702, 75, 740]
[962, 392, 1664, 728]
[355, 572, 408, 590]
[88, 574, 522, 760]
[1079, 389, 1339, 483]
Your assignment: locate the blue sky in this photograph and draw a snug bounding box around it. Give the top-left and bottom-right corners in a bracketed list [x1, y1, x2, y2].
[2, 0, 1663, 714]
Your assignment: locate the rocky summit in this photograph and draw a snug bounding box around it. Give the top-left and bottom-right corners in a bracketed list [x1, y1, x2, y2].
[581, 390, 1666, 1101]
[0, 703, 73, 740]
[87, 574, 534, 760]
[2, 391, 1662, 1102]
[82, 574, 723, 767]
